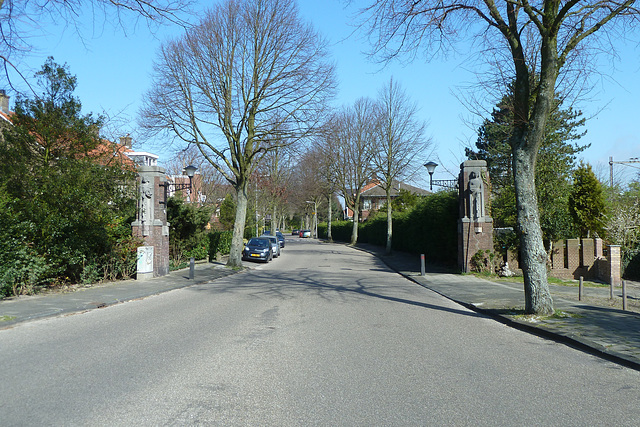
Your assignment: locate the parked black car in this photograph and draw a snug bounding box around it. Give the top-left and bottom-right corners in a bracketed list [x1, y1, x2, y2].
[276, 231, 285, 248]
[242, 237, 273, 262]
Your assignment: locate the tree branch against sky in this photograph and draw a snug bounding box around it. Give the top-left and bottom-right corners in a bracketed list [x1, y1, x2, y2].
[356, 0, 640, 314]
[0, 0, 194, 91]
[140, 0, 336, 267]
[326, 97, 378, 245]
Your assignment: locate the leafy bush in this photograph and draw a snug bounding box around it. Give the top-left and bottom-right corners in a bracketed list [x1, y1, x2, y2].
[623, 248, 640, 281]
[209, 230, 233, 260]
[318, 220, 353, 242]
[0, 59, 139, 295]
[166, 196, 212, 265]
[470, 249, 497, 273]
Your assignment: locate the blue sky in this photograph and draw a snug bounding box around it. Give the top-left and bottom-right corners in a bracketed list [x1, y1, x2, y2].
[9, 0, 640, 186]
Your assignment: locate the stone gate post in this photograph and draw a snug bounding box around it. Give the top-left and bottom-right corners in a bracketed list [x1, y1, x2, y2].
[131, 166, 170, 279]
[458, 160, 494, 272]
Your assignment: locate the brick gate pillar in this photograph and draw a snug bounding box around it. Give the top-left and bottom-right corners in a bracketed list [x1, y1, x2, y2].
[458, 160, 494, 273]
[131, 166, 170, 279]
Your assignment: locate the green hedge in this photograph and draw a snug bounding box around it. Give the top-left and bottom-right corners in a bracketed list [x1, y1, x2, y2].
[208, 231, 233, 261]
[318, 192, 458, 265]
[623, 248, 640, 281]
[318, 221, 353, 243]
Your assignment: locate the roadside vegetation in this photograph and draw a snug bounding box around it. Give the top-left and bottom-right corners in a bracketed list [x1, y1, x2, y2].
[0, 59, 138, 297]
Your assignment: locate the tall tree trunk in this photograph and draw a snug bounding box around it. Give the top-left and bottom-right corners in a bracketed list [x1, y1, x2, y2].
[508, 35, 557, 315]
[350, 197, 359, 245]
[228, 180, 248, 268]
[272, 205, 277, 235]
[385, 187, 392, 254]
[327, 193, 333, 242]
[513, 146, 554, 314]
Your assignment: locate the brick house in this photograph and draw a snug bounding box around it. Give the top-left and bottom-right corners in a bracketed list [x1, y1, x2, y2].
[344, 180, 431, 221]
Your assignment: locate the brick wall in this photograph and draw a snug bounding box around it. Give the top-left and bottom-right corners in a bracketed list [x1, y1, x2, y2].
[507, 238, 620, 285]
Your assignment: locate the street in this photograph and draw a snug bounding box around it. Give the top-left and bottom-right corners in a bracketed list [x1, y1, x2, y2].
[1, 238, 639, 426]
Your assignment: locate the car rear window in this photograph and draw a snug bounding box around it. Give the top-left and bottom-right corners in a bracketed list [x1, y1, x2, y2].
[249, 238, 269, 248]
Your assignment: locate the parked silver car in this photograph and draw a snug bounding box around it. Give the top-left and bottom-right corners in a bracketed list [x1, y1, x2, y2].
[262, 234, 281, 257]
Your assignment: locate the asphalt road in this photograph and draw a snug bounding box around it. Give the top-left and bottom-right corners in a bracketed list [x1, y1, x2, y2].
[1, 238, 639, 426]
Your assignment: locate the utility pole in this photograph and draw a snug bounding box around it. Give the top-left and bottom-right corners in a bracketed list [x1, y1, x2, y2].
[609, 156, 640, 188]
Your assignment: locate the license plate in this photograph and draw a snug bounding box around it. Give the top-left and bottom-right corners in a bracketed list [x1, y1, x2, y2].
[250, 254, 260, 257]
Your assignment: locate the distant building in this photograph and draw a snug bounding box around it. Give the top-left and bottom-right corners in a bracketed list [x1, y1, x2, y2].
[344, 180, 431, 221]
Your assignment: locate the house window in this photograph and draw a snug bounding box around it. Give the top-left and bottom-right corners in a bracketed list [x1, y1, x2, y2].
[363, 199, 371, 210]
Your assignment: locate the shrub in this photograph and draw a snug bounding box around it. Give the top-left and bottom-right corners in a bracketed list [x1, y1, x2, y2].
[209, 230, 233, 260]
[470, 249, 496, 274]
[319, 191, 458, 265]
[318, 220, 353, 242]
[623, 248, 640, 281]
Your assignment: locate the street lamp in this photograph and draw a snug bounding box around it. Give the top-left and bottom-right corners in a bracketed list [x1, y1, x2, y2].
[424, 161, 458, 191]
[306, 200, 318, 238]
[160, 165, 198, 204]
[424, 161, 437, 191]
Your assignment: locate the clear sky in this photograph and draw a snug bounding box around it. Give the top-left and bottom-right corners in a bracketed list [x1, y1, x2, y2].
[8, 0, 640, 187]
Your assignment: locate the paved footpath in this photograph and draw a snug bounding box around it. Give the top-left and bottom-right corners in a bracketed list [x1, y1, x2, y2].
[0, 261, 236, 328]
[355, 243, 640, 371]
[2, 243, 640, 370]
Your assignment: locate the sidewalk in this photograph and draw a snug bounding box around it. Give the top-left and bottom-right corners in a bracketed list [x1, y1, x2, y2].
[0, 260, 238, 329]
[356, 243, 640, 371]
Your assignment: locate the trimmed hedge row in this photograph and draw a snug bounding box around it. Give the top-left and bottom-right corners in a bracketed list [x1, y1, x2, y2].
[623, 249, 640, 281]
[319, 192, 458, 265]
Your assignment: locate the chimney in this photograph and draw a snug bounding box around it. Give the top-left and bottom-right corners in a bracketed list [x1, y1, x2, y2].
[119, 134, 133, 148]
[0, 90, 10, 114]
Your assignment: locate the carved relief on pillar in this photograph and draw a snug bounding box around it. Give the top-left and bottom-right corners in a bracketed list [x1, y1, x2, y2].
[468, 171, 484, 220]
[132, 165, 170, 278]
[458, 160, 493, 273]
[139, 176, 154, 236]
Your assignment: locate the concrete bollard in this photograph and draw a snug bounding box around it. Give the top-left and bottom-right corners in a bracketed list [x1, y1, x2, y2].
[420, 254, 425, 277]
[622, 280, 627, 311]
[189, 257, 195, 280]
[579, 276, 583, 301]
[610, 275, 614, 299]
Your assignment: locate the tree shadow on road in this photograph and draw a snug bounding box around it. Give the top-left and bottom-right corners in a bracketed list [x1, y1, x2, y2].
[191, 266, 485, 320]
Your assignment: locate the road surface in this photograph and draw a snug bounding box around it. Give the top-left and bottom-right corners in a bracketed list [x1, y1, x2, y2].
[1, 238, 639, 425]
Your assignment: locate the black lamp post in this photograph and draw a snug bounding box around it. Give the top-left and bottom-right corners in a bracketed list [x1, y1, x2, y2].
[424, 161, 438, 191]
[160, 165, 198, 204]
[424, 161, 458, 191]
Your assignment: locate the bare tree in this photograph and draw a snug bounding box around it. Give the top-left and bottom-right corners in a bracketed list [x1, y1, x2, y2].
[356, 0, 640, 314]
[327, 98, 378, 245]
[140, 0, 336, 267]
[166, 145, 228, 206]
[257, 145, 294, 235]
[0, 0, 193, 90]
[312, 137, 341, 242]
[373, 77, 432, 254]
[294, 145, 331, 238]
